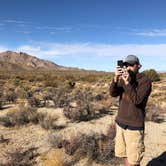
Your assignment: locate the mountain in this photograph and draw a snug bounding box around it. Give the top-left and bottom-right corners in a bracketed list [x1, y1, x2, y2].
[0, 51, 70, 71]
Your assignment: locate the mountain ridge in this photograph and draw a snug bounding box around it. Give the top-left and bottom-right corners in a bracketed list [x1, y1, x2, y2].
[0, 51, 76, 71]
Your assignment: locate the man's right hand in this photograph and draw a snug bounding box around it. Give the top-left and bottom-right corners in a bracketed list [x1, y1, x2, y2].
[114, 66, 123, 83]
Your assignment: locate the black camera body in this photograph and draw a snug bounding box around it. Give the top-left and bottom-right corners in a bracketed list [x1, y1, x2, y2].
[117, 60, 124, 68]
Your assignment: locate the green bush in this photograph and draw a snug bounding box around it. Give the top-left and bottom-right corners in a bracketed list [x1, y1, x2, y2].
[143, 69, 160, 82]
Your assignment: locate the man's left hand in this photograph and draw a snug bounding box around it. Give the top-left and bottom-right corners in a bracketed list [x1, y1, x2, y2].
[121, 71, 130, 85]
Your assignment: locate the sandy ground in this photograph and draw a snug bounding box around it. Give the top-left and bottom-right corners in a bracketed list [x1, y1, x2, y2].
[141, 120, 166, 166]
[0, 107, 166, 166]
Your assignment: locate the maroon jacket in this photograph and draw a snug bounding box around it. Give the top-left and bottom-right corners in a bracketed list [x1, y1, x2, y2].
[110, 72, 152, 127]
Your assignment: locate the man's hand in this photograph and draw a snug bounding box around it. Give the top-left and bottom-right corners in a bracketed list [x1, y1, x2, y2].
[121, 71, 130, 85]
[114, 66, 124, 83]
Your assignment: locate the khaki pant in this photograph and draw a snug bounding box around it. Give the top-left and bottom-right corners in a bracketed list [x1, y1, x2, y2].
[115, 124, 145, 165]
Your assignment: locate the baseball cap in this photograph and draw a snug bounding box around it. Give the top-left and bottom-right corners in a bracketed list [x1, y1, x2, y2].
[124, 55, 140, 65]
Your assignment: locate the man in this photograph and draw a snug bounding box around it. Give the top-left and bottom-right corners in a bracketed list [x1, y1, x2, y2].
[110, 55, 152, 166]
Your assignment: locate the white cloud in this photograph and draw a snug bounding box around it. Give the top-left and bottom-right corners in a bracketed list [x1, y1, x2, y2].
[35, 26, 72, 30]
[14, 42, 166, 59]
[136, 29, 166, 37]
[3, 19, 28, 24]
[16, 44, 62, 59]
[1, 42, 166, 71]
[16, 30, 32, 34]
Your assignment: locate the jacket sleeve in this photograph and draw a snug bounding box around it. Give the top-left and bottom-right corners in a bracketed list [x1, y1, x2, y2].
[110, 80, 123, 97]
[123, 79, 152, 105]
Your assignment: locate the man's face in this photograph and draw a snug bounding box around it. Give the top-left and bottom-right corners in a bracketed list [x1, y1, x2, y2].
[126, 63, 142, 74]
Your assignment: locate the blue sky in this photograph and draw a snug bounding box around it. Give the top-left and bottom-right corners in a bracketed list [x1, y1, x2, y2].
[0, 0, 166, 71]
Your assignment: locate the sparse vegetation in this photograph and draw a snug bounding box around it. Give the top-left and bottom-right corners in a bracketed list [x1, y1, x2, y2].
[143, 69, 160, 82]
[0, 104, 38, 127]
[2, 147, 39, 166]
[48, 124, 122, 165]
[0, 66, 166, 165]
[37, 111, 65, 130]
[146, 104, 165, 123]
[63, 89, 96, 122]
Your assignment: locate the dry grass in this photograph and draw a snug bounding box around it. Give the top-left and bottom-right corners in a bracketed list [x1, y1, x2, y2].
[0, 71, 166, 165]
[0, 105, 38, 127]
[146, 104, 165, 123]
[37, 108, 67, 130]
[2, 147, 39, 166]
[47, 124, 122, 165]
[40, 149, 64, 166]
[38, 112, 59, 130]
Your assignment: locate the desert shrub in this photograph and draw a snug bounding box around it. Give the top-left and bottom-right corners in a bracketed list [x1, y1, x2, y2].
[0, 89, 3, 109]
[3, 147, 39, 166]
[37, 112, 61, 130]
[42, 149, 64, 166]
[95, 93, 105, 101]
[50, 124, 121, 165]
[146, 104, 165, 123]
[53, 94, 69, 108]
[2, 85, 17, 103]
[96, 125, 116, 163]
[13, 77, 21, 86]
[0, 100, 2, 109]
[0, 116, 11, 127]
[143, 69, 160, 82]
[52, 85, 72, 108]
[43, 79, 59, 87]
[63, 126, 116, 163]
[0, 135, 10, 144]
[63, 133, 99, 158]
[63, 89, 106, 122]
[63, 100, 95, 122]
[41, 88, 55, 105]
[28, 96, 42, 107]
[80, 74, 99, 83]
[15, 87, 29, 99]
[74, 88, 95, 102]
[48, 132, 64, 149]
[0, 105, 38, 127]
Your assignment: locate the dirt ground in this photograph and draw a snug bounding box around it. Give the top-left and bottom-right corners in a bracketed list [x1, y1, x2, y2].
[0, 106, 166, 166]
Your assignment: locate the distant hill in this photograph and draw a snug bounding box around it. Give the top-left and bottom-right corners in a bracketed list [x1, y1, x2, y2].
[0, 51, 74, 71]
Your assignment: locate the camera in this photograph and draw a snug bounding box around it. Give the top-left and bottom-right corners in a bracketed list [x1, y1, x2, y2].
[117, 60, 127, 75]
[117, 60, 124, 68]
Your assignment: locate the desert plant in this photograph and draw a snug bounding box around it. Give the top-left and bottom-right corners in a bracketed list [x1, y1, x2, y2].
[146, 104, 165, 123]
[96, 124, 116, 163]
[95, 93, 105, 101]
[63, 100, 95, 122]
[0, 105, 38, 127]
[14, 86, 29, 99]
[80, 74, 99, 83]
[48, 132, 64, 148]
[37, 112, 60, 130]
[63, 88, 107, 122]
[2, 85, 17, 103]
[50, 124, 122, 165]
[0, 135, 10, 144]
[42, 149, 64, 166]
[52, 85, 72, 108]
[143, 69, 160, 82]
[0, 89, 3, 109]
[62, 132, 99, 158]
[28, 96, 41, 107]
[3, 147, 39, 166]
